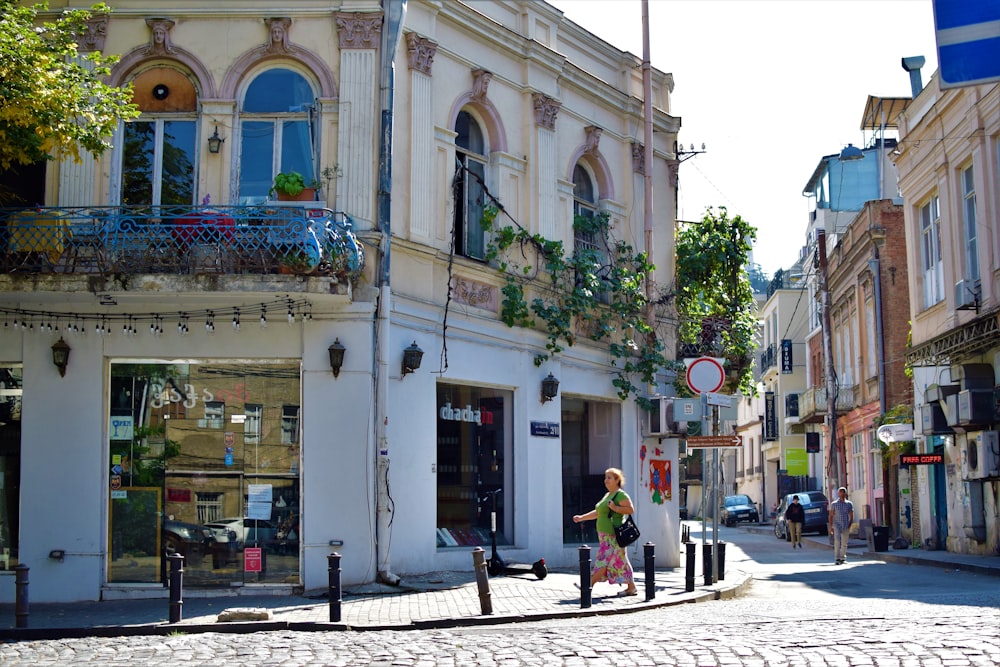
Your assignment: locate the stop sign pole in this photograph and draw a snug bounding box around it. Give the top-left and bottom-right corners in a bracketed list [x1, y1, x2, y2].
[684, 357, 725, 584]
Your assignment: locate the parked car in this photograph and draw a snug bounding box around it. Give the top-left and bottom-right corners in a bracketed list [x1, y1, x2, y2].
[204, 517, 277, 549]
[773, 491, 830, 540]
[720, 494, 760, 526]
[162, 518, 215, 566]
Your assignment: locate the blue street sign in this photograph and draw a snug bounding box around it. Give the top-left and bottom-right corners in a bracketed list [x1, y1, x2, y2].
[933, 0, 1000, 88]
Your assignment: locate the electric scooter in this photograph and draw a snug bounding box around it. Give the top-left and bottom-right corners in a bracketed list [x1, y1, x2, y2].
[481, 488, 547, 579]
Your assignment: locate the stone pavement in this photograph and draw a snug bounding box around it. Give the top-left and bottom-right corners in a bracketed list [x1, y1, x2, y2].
[1, 526, 998, 640]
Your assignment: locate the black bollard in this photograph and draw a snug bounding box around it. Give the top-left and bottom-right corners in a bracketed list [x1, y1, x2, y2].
[643, 542, 655, 601]
[717, 541, 726, 581]
[167, 553, 184, 624]
[702, 543, 713, 586]
[685, 542, 696, 592]
[328, 552, 342, 622]
[578, 545, 591, 609]
[471, 547, 493, 615]
[14, 564, 29, 629]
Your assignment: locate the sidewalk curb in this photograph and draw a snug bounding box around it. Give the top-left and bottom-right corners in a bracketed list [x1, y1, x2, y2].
[0, 571, 752, 641]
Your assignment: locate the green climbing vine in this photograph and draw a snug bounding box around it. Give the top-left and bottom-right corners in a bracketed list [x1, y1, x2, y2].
[481, 206, 664, 403]
[674, 206, 758, 396]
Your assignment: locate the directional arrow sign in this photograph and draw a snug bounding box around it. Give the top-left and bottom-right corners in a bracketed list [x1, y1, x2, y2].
[685, 435, 741, 449]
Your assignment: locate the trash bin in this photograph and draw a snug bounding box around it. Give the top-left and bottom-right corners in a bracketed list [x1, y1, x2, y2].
[871, 526, 889, 552]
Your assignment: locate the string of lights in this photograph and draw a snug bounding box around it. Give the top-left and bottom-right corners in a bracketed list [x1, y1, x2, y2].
[0, 297, 314, 337]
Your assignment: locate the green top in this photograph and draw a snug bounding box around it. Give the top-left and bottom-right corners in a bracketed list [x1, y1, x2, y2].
[595, 490, 629, 535]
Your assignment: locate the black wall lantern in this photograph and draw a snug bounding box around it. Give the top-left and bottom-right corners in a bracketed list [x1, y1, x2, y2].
[328, 338, 346, 378]
[51, 337, 71, 377]
[402, 341, 423, 377]
[541, 372, 560, 403]
[207, 127, 224, 154]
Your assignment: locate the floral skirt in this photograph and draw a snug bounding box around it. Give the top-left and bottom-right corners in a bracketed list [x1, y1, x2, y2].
[593, 531, 634, 585]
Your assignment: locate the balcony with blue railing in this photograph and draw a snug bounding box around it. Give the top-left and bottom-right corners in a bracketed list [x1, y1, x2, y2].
[0, 204, 364, 281]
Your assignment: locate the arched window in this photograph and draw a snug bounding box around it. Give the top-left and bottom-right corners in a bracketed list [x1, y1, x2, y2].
[572, 163, 609, 302]
[453, 110, 487, 260]
[238, 68, 317, 204]
[121, 67, 198, 205]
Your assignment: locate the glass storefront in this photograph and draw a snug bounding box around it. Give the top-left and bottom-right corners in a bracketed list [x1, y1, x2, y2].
[108, 361, 301, 586]
[436, 383, 512, 547]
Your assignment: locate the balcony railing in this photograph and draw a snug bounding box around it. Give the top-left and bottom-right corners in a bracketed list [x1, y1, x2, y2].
[758, 343, 777, 377]
[798, 385, 857, 423]
[0, 205, 363, 279]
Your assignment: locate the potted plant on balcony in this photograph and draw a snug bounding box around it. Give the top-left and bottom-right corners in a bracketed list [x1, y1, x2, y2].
[277, 250, 313, 274]
[270, 171, 316, 202]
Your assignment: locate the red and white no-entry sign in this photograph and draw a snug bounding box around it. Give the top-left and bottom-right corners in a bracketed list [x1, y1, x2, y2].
[685, 356, 725, 394]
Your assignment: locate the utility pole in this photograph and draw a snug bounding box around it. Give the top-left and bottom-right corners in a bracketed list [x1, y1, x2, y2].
[817, 229, 843, 491]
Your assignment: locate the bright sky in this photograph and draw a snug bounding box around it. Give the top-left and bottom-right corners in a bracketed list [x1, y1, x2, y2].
[546, 0, 940, 277]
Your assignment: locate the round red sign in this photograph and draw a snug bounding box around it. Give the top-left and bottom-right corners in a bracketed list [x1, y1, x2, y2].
[685, 357, 725, 394]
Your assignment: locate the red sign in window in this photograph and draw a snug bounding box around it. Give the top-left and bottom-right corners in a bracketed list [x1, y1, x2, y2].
[900, 453, 944, 465]
[166, 488, 192, 503]
[244, 547, 263, 572]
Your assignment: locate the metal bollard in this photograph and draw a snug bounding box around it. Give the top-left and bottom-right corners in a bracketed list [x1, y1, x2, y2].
[471, 547, 493, 615]
[685, 542, 696, 592]
[717, 541, 726, 581]
[702, 543, 713, 586]
[14, 564, 29, 629]
[578, 545, 592, 609]
[328, 552, 342, 622]
[167, 553, 184, 624]
[681, 524, 690, 543]
[643, 542, 655, 601]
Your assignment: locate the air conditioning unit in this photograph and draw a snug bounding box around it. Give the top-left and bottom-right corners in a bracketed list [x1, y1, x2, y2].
[966, 431, 1000, 480]
[955, 279, 981, 310]
[645, 396, 675, 437]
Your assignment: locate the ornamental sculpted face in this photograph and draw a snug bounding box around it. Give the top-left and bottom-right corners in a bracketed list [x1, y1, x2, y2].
[439, 402, 494, 426]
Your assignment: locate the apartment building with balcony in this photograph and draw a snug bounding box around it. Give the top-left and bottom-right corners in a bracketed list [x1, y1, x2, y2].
[824, 198, 912, 535]
[895, 71, 1000, 556]
[799, 122, 906, 517]
[0, 1, 682, 602]
[751, 263, 811, 513]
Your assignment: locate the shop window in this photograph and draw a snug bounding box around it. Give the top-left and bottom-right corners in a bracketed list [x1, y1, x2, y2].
[0, 367, 22, 571]
[436, 384, 511, 547]
[561, 397, 621, 544]
[281, 405, 300, 445]
[108, 362, 301, 587]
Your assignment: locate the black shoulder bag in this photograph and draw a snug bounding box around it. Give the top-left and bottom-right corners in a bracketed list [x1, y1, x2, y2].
[609, 492, 641, 548]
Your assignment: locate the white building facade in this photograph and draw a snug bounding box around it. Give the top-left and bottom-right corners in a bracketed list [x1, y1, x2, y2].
[0, 0, 682, 602]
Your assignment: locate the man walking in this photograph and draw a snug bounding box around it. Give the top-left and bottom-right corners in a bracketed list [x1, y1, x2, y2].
[786, 495, 805, 548]
[828, 486, 854, 564]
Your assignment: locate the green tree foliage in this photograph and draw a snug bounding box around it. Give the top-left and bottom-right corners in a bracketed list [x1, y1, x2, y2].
[675, 206, 758, 395]
[0, 1, 139, 170]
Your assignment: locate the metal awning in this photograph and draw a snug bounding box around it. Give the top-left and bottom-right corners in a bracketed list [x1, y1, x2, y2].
[860, 95, 910, 131]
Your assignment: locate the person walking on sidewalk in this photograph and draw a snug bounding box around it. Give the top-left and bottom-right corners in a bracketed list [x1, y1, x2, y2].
[785, 495, 805, 549]
[572, 467, 638, 596]
[828, 486, 854, 564]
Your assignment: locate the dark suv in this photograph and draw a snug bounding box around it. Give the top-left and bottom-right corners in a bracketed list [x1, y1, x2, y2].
[720, 494, 760, 526]
[774, 491, 829, 540]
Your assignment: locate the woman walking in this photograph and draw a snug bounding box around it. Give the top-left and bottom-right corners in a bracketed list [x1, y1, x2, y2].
[572, 467, 638, 596]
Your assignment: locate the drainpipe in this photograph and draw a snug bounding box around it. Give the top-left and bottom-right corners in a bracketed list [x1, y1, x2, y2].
[869, 249, 888, 531]
[373, 0, 406, 587]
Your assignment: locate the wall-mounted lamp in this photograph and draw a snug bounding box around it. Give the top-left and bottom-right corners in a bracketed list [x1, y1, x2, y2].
[51, 337, 70, 377]
[839, 143, 864, 161]
[207, 127, 225, 154]
[541, 372, 560, 403]
[49, 549, 65, 561]
[402, 341, 424, 377]
[328, 338, 346, 377]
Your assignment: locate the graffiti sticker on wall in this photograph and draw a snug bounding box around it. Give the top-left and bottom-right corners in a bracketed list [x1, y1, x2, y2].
[648, 459, 671, 504]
